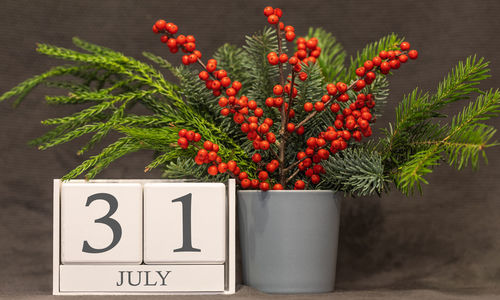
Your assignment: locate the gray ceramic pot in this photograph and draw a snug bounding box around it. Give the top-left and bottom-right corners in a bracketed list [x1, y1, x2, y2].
[238, 190, 341, 294]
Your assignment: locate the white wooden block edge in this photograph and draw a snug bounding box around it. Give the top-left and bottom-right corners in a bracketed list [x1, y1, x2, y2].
[53, 178, 236, 295]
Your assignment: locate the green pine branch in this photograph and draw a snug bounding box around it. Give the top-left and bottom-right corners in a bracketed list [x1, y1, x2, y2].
[306, 27, 346, 82]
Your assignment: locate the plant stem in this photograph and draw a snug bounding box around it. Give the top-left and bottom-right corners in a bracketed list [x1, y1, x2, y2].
[275, 24, 288, 186]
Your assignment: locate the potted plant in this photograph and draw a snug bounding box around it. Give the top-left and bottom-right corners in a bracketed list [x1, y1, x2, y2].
[1, 5, 499, 294]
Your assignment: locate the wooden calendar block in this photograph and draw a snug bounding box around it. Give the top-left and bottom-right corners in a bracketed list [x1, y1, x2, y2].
[143, 183, 226, 264]
[59, 265, 225, 292]
[60, 182, 142, 264]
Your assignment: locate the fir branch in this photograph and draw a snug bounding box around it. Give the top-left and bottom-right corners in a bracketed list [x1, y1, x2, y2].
[306, 27, 346, 82]
[395, 55, 490, 132]
[213, 43, 250, 90]
[323, 147, 389, 196]
[243, 27, 281, 104]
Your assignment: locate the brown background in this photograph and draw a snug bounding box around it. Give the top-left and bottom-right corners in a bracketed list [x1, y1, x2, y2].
[1, 0, 500, 298]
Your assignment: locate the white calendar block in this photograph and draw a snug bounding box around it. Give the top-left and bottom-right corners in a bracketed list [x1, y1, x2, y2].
[143, 183, 226, 264]
[60, 182, 142, 264]
[59, 264, 225, 292]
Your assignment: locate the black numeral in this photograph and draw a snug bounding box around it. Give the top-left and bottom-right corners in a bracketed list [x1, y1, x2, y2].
[172, 193, 201, 252]
[82, 193, 122, 253]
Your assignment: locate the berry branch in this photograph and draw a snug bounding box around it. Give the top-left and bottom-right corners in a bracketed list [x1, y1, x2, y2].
[152, 6, 419, 190]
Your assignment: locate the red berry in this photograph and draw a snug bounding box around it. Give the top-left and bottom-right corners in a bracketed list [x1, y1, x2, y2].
[167, 23, 178, 34]
[218, 97, 228, 107]
[260, 140, 270, 150]
[226, 88, 237, 96]
[177, 137, 188, 149]
[152, 25, 159, 33]
[273, 183, 284, 190]
[241, 178, 251, 189]
[364, 60, 374, 71]
[285, 31, 296, 41]
[186, 35, 195, 43]
[267, 132, 277, 143]
[232, 81, 242, 91]
[399, 54, 409, 63]
[203, 140, 213, 151]
[365, 71, 376, 81]
[314, 102, 325, 111]
[355, 79, 366, 90]
[194, 133, 201, 142]
[296, 126, 305, 135]
[286, 123, 296, 133]
[258, 171, 269, 181]
[206, 62, 216, 73]
[389, 59, 400, 69]
[184, 42, 196, 52]
[265, 97, 274, 107]
[294, 180, 305, 190]
[268, 14, 279, 24]
[251, 179, 260, 188]
[330, 103, 340, 113]
[263, 6, 274, 16]
[304, 102, 313, 112]
[220, 76, 231, 87]
[379, 51, 388, 59]
[198, 71, 209, 81]
[288, 56, 299, 65]
[326, 83, 337, 95]
[259, 182, 270, 191]
[372, 56, 382, 66]
[185, 130, 195, 141]
[176, 35, 186, 44]
[380, 61, 391, 74]
[408, 50, 418, 59]
[355, 67, 366, 77]
[252, 153, 262, 163]
[266, 163, 277, 173]
[400, 41, 411, 51]
[273, 85, 283, 95]
[155, 19, 166, 30]
[307, 137, 317, 148]
[181, 55, 190, 65]
[218, 163, 228, 173]
[338, 93, 349, 102]
[299, 72, 308, 81]
[208, 165, 218, 175]
[311, 174, 321, 184]
[274, 8, 283, 17]
[178, 129, 187, 137]
[254, 107, 264, 117]
[278, 53, 288, 63]
[336, 82, 347, 93]
[306, 38, 318, 49]
[268, 54, 279, 65]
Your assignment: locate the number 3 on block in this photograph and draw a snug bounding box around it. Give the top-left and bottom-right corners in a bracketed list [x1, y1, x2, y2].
[144, 183, 226, 264]
[61, 183, 143, 264]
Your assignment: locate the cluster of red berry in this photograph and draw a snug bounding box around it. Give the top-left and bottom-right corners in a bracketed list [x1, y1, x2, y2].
[153, 19, 201, 65]
[155, 5, 418, 190]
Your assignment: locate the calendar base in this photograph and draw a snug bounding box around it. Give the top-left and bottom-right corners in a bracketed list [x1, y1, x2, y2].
[59, 264, 224, 293]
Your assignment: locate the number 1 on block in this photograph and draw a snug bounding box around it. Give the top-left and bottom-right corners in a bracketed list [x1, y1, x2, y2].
[143, 183, 226, 264]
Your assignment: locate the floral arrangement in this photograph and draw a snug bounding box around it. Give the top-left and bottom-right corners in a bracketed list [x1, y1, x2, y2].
[1, 6, 498, 195]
